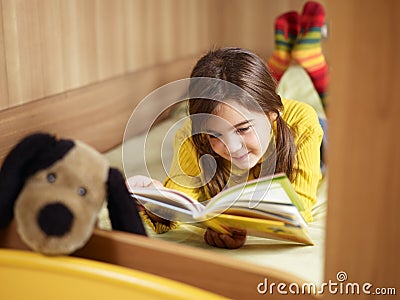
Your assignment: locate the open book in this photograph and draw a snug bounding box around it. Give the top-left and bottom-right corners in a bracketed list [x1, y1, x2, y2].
[131, 173, 314, 245]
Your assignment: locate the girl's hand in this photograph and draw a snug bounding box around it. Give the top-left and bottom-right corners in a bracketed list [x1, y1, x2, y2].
[126, 175, 163, 190]
[204, 227, 247, 249]
[127, 175, 169, 225]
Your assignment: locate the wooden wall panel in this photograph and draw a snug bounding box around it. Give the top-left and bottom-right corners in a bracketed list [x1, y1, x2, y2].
[123, 0, 147, 72]
[143, 0, 163, 66]
[95, 0, 126, 81]
[173, 0, 188, 58]
[37, 0, 65, 96]
[123, 0, 220, 72]
[158, 0, 176, 63]
[216, 0, 279, 57]
[0, 55, 197, 163]
[2, 0, 45, 106]
[195, 0, 214, 52]
[60, 0, 98, 90]
[2, 0, 101, 105]
[0, 0, 9, 109]
[125, 0, 154, 68]
[0, 0, 224, 108]
[180, 0, 200, 57]
[324, 0, 400, 297]
[1, 0, 306, 110]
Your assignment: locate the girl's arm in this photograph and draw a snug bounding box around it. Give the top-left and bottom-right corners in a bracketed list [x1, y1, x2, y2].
[282, 98, 324, 223]
[292, 122, 324, 223]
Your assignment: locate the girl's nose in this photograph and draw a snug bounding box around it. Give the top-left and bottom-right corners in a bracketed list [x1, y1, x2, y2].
[224, 135, 244, 154]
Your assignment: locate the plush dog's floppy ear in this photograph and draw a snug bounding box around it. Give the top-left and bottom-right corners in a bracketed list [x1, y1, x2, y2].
[106, 168, 146, 236]
[0, 133, 74, 228]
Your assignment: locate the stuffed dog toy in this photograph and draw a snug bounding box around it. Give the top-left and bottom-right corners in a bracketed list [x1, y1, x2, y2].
[0, 133, 146, 255]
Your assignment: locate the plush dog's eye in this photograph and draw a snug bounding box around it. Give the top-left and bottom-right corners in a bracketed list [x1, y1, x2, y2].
[77, 187, 87, 196]
[47, 173, 56, 183]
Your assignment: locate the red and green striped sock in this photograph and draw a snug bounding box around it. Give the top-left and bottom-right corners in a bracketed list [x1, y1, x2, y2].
[267, 11, 300, 82]
[292, 1, 329, 108]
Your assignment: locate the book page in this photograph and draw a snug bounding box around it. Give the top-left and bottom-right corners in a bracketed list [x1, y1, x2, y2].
[131, 187, 206, 222]
[131, 187, 204, 213]
[202, 174, 294, 214]
[135, 196, 198, 223]
[198, 173, 308, 229]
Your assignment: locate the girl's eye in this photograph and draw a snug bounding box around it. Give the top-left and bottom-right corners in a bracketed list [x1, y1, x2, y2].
[236, 126, 251, 134]
[77, 187, 87, 197]
[208, 133, 221, 139]
[47, 173, 56, 183]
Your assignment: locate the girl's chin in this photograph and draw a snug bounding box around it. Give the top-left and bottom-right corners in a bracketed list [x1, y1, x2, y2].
[231, 158, 258, 170]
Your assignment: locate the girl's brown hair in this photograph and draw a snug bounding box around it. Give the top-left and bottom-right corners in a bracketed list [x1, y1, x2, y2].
[188, 47, 297, 197]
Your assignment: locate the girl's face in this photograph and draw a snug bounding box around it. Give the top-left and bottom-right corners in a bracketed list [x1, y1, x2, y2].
[204, 101, 276, 170]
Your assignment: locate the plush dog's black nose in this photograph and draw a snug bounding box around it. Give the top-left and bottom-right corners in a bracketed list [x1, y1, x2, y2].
[38, 203, 74, 237]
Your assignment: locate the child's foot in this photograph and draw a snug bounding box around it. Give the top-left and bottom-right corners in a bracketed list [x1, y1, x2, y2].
[292, 1, 329, 108]
[267, 11, 300, 82]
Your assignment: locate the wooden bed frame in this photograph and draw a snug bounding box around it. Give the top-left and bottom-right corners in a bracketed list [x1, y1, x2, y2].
[1, 220, 318, 299]
[0, 1, 399, 299]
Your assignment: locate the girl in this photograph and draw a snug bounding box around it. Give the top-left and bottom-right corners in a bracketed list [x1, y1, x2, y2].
[130, 47, 323, 249]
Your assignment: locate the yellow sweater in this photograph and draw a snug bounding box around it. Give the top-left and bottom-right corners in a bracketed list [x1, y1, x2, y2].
[142, 98, 323, 232]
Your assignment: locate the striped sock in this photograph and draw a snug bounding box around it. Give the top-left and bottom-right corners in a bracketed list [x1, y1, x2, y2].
[292, 1, 329, 108]
[267, 11, 300, 82]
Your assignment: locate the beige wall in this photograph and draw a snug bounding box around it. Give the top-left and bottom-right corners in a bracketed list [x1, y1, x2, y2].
[0, 0, 327, 111]
[0, 0, 219, 109]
